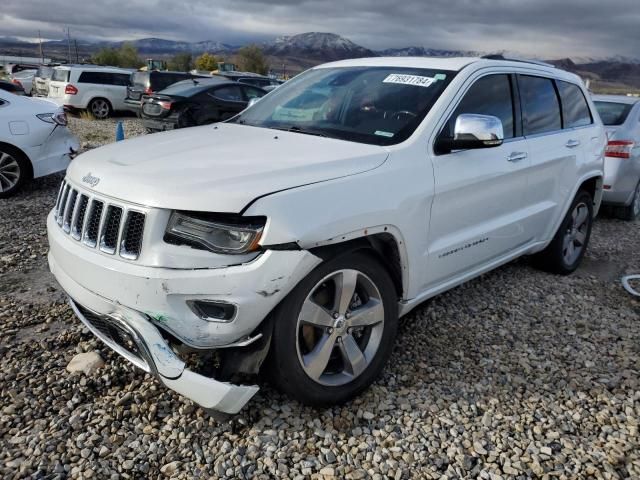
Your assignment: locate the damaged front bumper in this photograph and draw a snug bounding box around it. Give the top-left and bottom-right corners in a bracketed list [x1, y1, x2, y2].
[48, 210, 321, 412]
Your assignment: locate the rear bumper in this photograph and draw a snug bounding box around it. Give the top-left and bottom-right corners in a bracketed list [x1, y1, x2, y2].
[27, 126, 79, 178]
[142, 117, 177, 131]
[602, 156, 640, 205]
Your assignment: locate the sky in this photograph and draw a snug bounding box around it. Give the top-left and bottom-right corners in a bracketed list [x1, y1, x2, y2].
[2, 0, 640, 59]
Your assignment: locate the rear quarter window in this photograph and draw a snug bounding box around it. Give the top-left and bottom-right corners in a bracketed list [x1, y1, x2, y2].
[557, 81, 592, 128]
[519, 75, 562, 136]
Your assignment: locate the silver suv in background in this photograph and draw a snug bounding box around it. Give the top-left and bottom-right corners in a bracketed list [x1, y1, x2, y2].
[47, 65, 134, 119]
[593, 95, 640, 220]
[32, 64, 59, 97]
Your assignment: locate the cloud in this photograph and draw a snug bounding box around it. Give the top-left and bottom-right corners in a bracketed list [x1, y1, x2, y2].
[2, 0, 639, 58]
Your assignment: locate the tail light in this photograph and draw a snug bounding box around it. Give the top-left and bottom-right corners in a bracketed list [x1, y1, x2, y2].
[65, 84, 78, 95]
[605, 140, 634, 159]
[12, 79, 23, 88]
[158, 100, 173, 110]
[144, 86, 153, 95]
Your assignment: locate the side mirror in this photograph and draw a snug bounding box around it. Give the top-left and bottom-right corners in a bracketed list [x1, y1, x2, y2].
[436, 113, 504, 153]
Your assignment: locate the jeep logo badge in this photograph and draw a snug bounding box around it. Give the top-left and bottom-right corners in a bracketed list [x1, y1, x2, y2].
[82, 173, 100, 188]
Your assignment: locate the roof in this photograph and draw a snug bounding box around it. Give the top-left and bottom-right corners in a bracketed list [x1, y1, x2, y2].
[315, 56, 578, 81]
[55, 64, 134, 73]
[592, 94, 639, 105]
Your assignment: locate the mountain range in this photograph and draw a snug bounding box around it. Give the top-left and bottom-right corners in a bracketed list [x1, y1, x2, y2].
[1, 32, 638, 92]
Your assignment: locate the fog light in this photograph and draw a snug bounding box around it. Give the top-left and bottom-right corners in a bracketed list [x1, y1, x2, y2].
[187, 300, 236, 322]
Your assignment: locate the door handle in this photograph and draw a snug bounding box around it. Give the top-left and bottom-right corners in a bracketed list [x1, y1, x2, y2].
[566, 139, 581, 148]
[507, 152, 528, 162]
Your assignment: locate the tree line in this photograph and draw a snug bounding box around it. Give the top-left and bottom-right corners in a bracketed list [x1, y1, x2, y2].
[91, 43, 269, 75]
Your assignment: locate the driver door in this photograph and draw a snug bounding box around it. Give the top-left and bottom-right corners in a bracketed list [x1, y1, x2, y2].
[425, 73, 532, 288]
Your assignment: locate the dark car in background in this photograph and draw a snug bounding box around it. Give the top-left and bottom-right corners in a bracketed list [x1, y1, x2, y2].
[32, 64, 59, 97]
[0, 80, 25, 95]
[125, 71, 209, 115]
[140, 77, 266, 132]
[218, 71, 283, 91]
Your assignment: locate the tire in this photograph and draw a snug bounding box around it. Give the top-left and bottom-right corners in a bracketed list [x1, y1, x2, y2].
[532, 190, 594, 275]
[0, 145, 30, 198]
[88, 98, 112, 119]
[617, 181, 640, 221]
[268, 250, 398, 407]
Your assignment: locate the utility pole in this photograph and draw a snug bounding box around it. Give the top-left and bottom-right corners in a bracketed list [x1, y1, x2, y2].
[66, 27, 71, 63]
[38, 30, 44, 63]
[74, 39, 79, 63]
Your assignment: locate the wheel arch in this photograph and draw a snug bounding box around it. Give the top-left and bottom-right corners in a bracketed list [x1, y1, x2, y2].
[309, 231, 407, 301]
[0, 141, 33, 179]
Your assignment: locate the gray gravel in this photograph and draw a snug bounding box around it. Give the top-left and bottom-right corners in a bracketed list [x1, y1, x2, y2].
[1, 118, 639, 479]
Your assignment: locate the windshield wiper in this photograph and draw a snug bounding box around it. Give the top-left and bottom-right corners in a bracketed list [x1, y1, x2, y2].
[271, 125, 328, 137]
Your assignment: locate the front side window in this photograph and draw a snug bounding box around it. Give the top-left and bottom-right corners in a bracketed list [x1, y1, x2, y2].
[519, 75, 562, 135]
[444, 74, 515, 139]
[557, 81, 592, 128]
[231, 66, 455, 146]
[594, 101, 633, 126]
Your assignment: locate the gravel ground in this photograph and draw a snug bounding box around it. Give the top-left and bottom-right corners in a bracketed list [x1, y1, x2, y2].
[1, 118, 639, 479]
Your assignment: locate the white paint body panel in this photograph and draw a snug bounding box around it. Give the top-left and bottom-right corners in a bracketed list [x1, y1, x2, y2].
[47, 57, 605, 412]
[0, 90, 79, 179]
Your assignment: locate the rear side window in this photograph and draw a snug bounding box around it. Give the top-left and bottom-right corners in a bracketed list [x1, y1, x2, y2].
[212, 85, 243, 101]
[78, 72, 129, 86]
[519, 75, 562, 135]
[52, 69, 70, 82]
[557, 81, 592, 128]
[447, 74, 515, 139]
[594, 101, 633, 126]
[37, 66, 54, 78]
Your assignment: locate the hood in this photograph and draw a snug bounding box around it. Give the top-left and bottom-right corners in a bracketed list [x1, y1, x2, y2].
[67, 123, 388, 212]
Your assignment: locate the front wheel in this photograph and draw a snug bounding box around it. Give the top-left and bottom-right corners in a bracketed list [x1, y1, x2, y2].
[268, 251, 398, 406]
[532, 190, 594, 274]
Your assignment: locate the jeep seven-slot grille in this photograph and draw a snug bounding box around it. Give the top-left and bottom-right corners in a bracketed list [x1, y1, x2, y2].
[54, 180, 146, 260]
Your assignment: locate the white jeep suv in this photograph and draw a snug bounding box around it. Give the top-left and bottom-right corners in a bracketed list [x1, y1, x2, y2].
[47, 57, 605, 414]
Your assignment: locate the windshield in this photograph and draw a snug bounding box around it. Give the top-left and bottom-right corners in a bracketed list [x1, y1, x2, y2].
[594, 101, 634, 126]
[231, 66, 455, 145]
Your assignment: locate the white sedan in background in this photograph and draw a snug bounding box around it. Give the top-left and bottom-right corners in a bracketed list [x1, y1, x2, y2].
[0, 89, 79, 197]
[10, 69, 37, 96]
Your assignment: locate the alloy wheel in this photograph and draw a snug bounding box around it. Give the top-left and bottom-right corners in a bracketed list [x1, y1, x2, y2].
[562, 202, 589, 265]
[295, 269, 385, 386]
[0, 152, 20, 192]
[91, 100, 110, 119]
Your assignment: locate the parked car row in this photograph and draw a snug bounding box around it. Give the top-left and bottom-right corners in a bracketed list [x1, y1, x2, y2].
[4, 63, 278, 120]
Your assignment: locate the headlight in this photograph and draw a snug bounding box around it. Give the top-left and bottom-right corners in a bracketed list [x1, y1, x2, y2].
[165, 212, 265, 254]
[36, 111, 68, 126]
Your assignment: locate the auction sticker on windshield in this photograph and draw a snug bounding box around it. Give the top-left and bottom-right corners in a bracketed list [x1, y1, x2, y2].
[383, 73, 445, 88]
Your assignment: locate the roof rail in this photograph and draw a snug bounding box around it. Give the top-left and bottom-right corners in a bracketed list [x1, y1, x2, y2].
[481, 54, 556, 69]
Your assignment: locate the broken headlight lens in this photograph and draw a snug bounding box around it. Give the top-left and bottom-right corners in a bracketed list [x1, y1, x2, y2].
[165, 212, 265, 254]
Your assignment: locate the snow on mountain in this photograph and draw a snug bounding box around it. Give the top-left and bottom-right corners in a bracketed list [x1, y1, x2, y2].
[265, 32, 374, 60]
